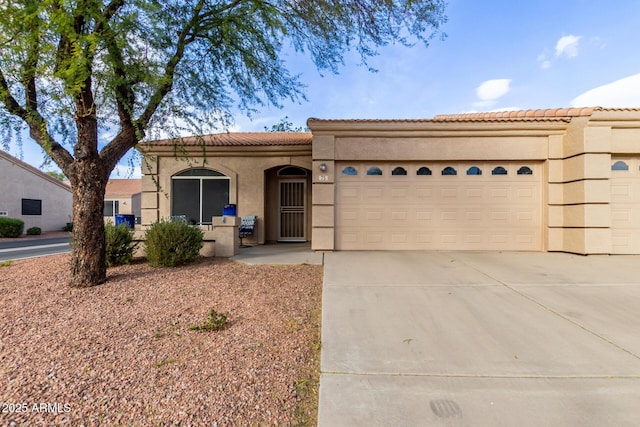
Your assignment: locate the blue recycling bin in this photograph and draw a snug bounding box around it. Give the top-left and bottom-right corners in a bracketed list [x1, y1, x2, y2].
[115, 214, 135, 229]
[223, 204, 237, 216]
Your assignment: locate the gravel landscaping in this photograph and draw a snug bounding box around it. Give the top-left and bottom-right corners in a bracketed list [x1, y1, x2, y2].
[0, 254, 323, 426]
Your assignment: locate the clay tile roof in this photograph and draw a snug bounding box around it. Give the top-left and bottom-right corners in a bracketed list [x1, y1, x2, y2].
[105, 179, 142, 197]
[432, 107, 599, 122]
[307, 118, 435, 123]
[144, 132, 312, 147]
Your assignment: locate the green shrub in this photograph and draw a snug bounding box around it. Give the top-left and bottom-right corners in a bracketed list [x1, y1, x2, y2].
[0, 217, 24, 237]
[144, 220, 203, 267]
[189, 309, 228, 332]
[26, 226, 42, 235]
[63, 222, 73, 232]
[105, 223, 137, 267]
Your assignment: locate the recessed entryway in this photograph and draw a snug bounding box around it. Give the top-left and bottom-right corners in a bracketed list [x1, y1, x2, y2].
[265, 166, 311, 243]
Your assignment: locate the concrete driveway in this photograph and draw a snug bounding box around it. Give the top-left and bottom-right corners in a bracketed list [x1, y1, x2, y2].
[319, 251, 640, 426]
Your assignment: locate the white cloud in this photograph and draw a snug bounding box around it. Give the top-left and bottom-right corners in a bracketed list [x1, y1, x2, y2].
[537, 53, 551, 69]
[555, 35, 581, 58]
[475, 79, 511, 106]
[571, 73, 640, 107]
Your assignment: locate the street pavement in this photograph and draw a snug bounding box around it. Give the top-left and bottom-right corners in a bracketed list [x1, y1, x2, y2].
[0, 236, 71, 262]
[319, 251, 640, 426]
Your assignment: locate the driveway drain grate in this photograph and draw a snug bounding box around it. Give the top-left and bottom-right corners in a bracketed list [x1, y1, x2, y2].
[430, 399, 462, 418]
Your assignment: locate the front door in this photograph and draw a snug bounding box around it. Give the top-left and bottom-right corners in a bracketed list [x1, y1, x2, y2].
[279, 180, 306, 241]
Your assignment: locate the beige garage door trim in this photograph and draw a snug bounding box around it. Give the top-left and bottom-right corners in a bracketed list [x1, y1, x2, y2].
[335, 162, 543, 251]
[610, 156, 640, 254]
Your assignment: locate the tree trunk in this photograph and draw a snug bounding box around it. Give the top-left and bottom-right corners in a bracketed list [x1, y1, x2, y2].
[69, 163, 108, 287]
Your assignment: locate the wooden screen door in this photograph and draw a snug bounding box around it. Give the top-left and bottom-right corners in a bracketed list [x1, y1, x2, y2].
[279, 180, 306, 241]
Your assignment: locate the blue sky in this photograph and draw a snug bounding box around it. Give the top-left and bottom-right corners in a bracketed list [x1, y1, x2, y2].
[8, 0, 640, 177]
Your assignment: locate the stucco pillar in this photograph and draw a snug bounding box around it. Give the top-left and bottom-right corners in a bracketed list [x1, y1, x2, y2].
[547, 126, 612, 254]
[140, 155, 160, 226]
[311, 135, 336, 251]
[212, 216, 240, 257]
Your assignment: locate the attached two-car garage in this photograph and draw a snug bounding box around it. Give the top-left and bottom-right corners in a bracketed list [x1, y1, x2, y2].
[335, 161, 543, 251]
[308, 109, 640, 255]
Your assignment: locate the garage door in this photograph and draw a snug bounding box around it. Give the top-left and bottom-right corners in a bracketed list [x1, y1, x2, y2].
[610, 157, 640, 254]
[335, 162, 543, 250]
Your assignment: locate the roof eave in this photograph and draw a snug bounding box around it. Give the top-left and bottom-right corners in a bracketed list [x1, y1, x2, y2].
[307, 117, 573, 135]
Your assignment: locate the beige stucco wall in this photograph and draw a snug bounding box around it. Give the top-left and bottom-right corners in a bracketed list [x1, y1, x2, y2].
[309, 111, 640, 255]
[308, 120, 563, 251]
[140, 145, 312, 245]
[140, 110, 640, 255]
[0, 154, 72, 232]
[547, 113, 640, 254]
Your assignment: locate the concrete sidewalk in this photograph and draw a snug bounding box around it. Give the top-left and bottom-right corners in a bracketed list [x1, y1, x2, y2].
[319, 251, 640, 426]
[230, 242, 324, 265]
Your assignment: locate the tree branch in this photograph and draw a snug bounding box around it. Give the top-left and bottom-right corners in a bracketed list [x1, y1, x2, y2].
[23, 39, 39, 113]
[102, 0, 126, 22]
[135, 0, 206, 131]
[99, 15, 136, 129]
[96, 0, 143, 172]
[199, 0, 246, 22]
[0, 69, 75, 172]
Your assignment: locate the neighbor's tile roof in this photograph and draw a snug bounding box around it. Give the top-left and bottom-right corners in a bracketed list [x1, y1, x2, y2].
[309, 107, 640, 125]
[144, 132, 312, 147]
[432, 107, 598, 122]
[105, 179, 142, 197]
[306, 108, 586, 125]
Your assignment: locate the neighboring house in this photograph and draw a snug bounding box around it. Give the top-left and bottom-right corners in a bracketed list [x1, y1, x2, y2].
[104, 179, 142, 224]
[0, 150, 72, 232]
[140, 107, 640, 255]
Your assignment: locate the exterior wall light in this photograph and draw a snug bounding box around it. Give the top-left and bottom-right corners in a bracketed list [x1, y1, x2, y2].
[319, 163, 328, 172]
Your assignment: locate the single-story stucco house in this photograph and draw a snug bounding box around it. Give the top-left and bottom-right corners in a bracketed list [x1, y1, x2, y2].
[104, 179, 142, 224]
[139, 107, 640, 255]
[0, 149, 73, 232]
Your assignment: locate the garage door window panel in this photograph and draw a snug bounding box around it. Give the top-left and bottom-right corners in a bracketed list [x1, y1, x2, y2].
[417, 167, 432, 176]
[466, 166, 482, 176]
[517, 166, 533, 175]
[612, 161, 629, 171]
[392, 167, 407, 176]
[442, 166, 457, 176]
[342, 166, 358, 176]
[492, 166, 508, 175]
[367, 166, 383, 176]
